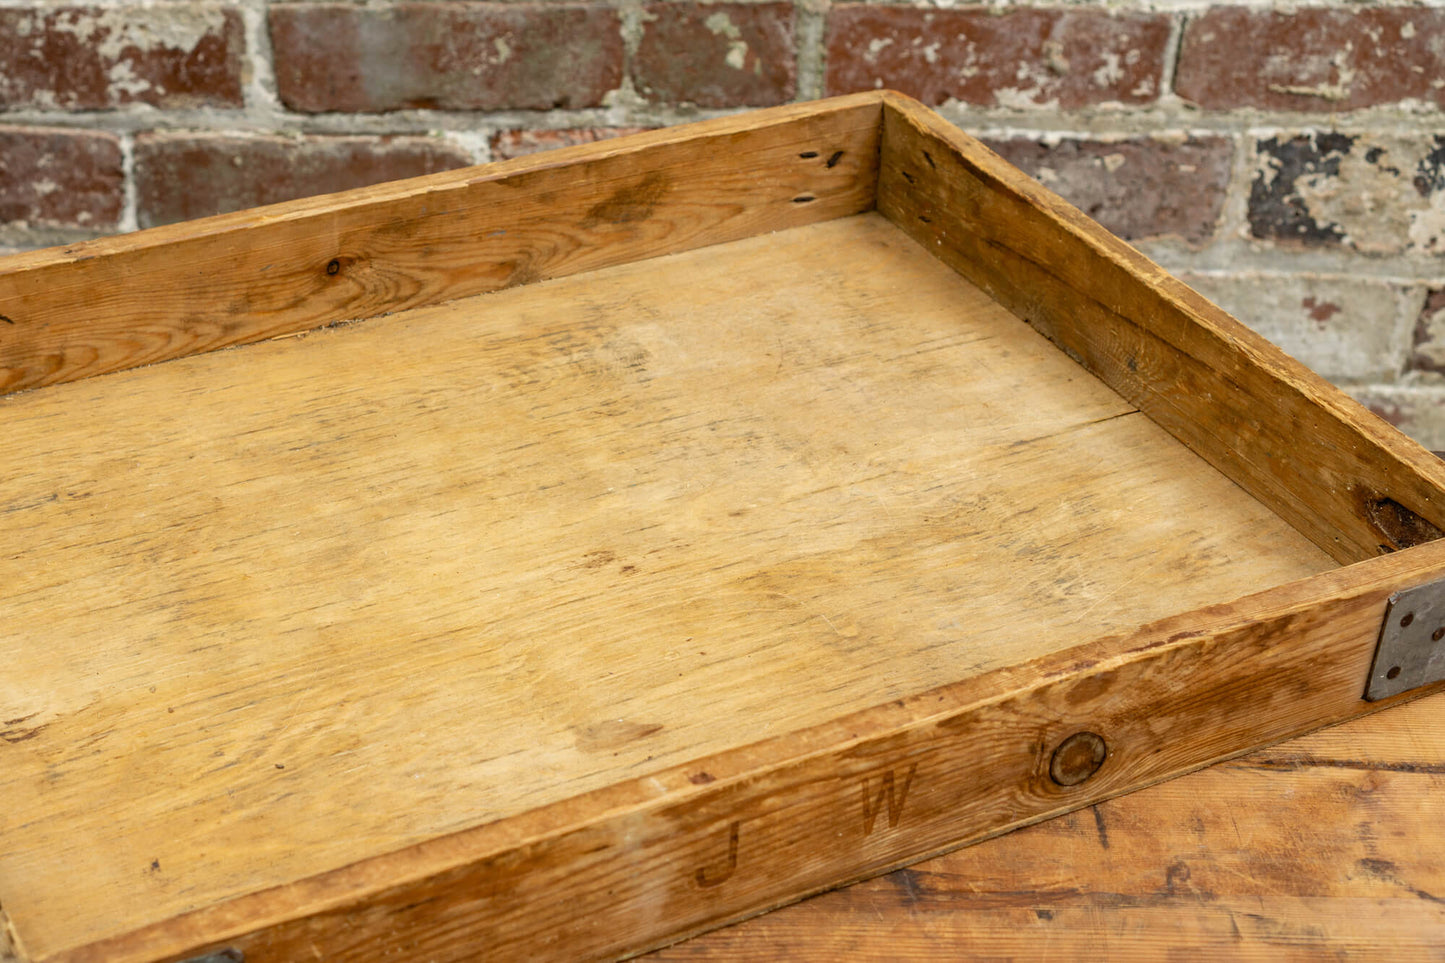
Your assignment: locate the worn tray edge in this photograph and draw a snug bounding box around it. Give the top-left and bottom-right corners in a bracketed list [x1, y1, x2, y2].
[0, 93, 884, 396]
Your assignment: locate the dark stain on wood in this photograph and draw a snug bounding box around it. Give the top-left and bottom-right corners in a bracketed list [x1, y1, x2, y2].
[581, 172, 669, 228]
[1, 712, 45, 743]
[1360, 492, 1445, 551]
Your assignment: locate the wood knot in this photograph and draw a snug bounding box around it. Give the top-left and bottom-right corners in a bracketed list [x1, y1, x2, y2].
[1049, 731, 1107, 787]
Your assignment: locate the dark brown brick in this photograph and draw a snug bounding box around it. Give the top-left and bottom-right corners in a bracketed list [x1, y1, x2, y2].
[490, 127, 655, 161]
[270, 3, 624, 113]
[0, 6, 243, 110]
[1177, 7, 1445, 111]
[825, 6, 1169, 109]
[0, 127, 123, 229]
[134, 133, 473, 228]
[985, 136, 1232, 245]
[635, 3, 795, 108]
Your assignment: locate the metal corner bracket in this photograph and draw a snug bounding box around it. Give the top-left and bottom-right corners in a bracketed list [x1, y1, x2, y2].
[1367, 578, 1445, 701]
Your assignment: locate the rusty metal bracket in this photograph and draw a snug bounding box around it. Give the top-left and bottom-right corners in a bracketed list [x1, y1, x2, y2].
[1366, 578, 1445, 701]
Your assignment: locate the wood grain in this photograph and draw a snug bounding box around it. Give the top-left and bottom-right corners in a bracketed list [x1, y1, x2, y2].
[0, 94, 882, 396]
[61, 521, 1445, 963]
[876, 92, 1445, 566]
[0, 215, 1334, 961]
[649, 689, 1445, 961]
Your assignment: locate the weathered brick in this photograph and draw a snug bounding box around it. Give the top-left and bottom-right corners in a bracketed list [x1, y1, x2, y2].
[635, 3, 795, 108]
[270, 3, 624, 113]
[1407, 288, 1445, 378]
[0, 127, 123, 230]
[1177, 7, 1445, 112]
[1250, 133, 1445, 256]
[490, 127, 654, 162]
[985, 136, 1231, 245]
[0, 6, 242, 110]
[134, 133, 473, 228]
[1350, 386, 1445, 451]
[825, 6, 1169, 109]
[1179, 272, 1412, 383]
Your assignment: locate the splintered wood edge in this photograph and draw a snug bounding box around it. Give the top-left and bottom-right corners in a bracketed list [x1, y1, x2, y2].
[873, 91, 1445, 566]
[0, 92, 883, 395]
[44, 540, 1445, 963]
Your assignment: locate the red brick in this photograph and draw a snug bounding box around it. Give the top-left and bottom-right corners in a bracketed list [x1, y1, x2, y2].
[635, 3, 795, 108]
[0, 6, 243, 110]
[985, 136, 1232, 245]
[0, 127, 123, 229]
[270, 3, 624, 113]
[825, 6, 1169, 109]
[490, 127, 655, 161]
[1176, 7, 1445, 111]
[134, 133, 473, 228]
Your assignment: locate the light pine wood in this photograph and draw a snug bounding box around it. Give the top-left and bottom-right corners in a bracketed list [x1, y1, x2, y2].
[0, 214, 1334, 962]
[5, 94, 1445, 963]
[876, 92, 1445, 566]
[0, 94, 881, 395]
[649, 690, 1445, 960]
[55, 523, 1445, 963]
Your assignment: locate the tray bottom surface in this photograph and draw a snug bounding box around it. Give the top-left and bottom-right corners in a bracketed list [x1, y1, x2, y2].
[0, 213, 1334, 957]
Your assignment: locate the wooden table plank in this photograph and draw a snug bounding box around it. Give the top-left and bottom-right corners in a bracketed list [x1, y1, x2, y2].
[649, 690, 1445, 960]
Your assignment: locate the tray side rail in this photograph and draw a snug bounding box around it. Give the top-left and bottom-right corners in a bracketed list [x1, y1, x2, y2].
[876, 92, 1445, 567]
[0, 95, 883, 397]
[46, 544, 1445, 963]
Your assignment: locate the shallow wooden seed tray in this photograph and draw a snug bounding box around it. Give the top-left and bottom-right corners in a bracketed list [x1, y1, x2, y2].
[3, 92, 1445, 963]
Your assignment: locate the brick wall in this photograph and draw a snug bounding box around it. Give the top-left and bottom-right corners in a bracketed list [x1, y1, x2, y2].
[1, 1, 1443, 446]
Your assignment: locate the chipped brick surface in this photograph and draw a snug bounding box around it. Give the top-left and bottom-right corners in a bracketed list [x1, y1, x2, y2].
[0, 128, 122, 229]
[1251, 133, 1445, 255]
[1177, 7, 1445, 112]
[134, 133, 473, 228]
[636, 3, 795, 107]
[1351, 386, 1445, 450]
[986, 136, 1231, 245]
[1181, 272, 1412, 383]
[0, 6, 243, 110]
[270, 3, 624, 112]
[825, 6, 1169, 108]
[490, 127, 654, 161]
[1408, 289, 1445, 377]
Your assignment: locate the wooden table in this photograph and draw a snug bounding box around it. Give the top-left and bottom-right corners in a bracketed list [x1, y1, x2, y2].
[650, 688, 1445, 959]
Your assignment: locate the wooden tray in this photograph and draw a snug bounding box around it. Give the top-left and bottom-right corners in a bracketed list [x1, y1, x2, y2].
[3, 91, 1444, 963]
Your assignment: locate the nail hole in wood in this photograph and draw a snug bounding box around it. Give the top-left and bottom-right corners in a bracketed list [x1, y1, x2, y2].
[792, 195, 816, 204]
[922, 150, 936, 169]
[1401, 612, 1415, 627]
[1434, 627, 1444, 641]
[826, 150, 844, 168]
[798, 150, 819, 159]
[1387, 665, 1402, 680]
[1049, 731, 1107, 787]
[326, 258, 341, 276]
[0, 314, 14, 325]
[901, 171, 916, 184]
[918, 215, 932, 223]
